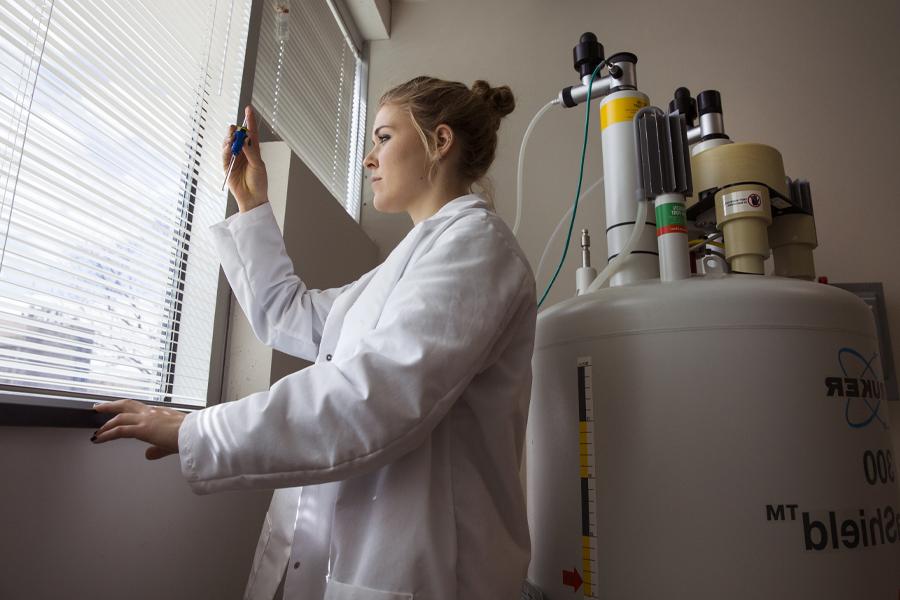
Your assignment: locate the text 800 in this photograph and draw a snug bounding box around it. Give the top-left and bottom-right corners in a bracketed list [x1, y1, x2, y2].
[863, 449, 895, 485]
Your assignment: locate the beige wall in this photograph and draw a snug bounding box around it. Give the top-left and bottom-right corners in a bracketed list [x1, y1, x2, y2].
[0, 427, 273, 600]
[360, 0, 900, 450]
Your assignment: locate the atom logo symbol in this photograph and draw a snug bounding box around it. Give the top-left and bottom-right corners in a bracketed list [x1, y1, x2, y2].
[837, 347, 887, 429]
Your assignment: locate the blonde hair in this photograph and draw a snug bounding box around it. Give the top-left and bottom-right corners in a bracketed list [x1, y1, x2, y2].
[379, 76, 515, 204]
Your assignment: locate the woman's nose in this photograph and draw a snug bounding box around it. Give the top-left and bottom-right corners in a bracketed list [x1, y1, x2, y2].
[363, 148, 377, 170]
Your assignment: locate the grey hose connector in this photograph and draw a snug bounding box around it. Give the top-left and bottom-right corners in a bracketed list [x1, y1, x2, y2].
[534, 177, 604, 285]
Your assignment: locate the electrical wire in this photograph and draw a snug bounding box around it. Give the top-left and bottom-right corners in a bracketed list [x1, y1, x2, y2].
[688, 234, 723, 251]
[537, 61, 605, 309]
[534, 177, 604, 286]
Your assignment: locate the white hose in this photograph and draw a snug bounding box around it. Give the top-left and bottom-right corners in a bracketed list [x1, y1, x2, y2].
[535, 177, 604, 285]
[584, 197, 650, 293]
[513, 99, 560, 236]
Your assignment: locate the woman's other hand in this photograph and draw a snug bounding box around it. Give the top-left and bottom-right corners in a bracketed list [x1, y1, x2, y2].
[224, 105, 269, 212]
[92, 399, 187, 461]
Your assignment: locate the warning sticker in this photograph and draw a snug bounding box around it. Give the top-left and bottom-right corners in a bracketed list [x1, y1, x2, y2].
[721, 189, 767, 217]
[600, 96, 648, 130]
[655, 201, 687, 237]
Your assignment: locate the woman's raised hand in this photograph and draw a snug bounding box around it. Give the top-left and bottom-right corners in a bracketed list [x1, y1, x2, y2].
[223, 105, 269, 212]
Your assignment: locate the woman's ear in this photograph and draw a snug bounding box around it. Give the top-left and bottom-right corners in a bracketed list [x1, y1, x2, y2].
[435, 124, 454, 159]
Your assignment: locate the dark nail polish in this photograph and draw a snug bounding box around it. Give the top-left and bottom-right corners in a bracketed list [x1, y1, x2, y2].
[90, 436, 97, 442]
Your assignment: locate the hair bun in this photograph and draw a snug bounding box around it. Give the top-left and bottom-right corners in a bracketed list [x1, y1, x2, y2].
[471, 80, 516, 119]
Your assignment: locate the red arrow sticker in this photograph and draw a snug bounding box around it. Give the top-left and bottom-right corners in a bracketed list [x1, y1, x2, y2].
[562, 567, 583, 592]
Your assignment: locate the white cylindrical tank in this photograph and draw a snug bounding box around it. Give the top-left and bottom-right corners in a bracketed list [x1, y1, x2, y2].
[599, 89, 658, 287]
[526, 275, 900, 599]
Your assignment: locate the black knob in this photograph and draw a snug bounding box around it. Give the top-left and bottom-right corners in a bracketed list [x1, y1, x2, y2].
[697, 90, 723, 116]
[573, 32, 605, 79]
[669, 86, 698, 126]
[607, 52, 637, 65]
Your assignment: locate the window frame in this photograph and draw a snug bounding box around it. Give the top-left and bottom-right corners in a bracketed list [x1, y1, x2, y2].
[0, 0, 371, 428]
[0, 0, 266, 427]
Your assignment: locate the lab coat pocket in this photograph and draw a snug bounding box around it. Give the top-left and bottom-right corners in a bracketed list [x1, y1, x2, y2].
[323, 578, 413, 600]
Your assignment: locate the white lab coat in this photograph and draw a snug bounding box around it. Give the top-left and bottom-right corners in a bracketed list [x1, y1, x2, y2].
[177, 194, 536, 600]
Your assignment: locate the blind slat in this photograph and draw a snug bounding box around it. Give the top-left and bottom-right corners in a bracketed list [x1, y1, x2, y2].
[0, 331, 208, 379]
[0, 305, 172, 355]
[9, 215, 188, 297]
[0, 370, 205, 403]
[3, 267, 202, 347]
[0, 290, 198, 357]
[0, 349, 209, 386]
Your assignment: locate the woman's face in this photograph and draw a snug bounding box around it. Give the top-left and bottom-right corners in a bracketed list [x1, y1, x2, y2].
[363, 103, 432, 214]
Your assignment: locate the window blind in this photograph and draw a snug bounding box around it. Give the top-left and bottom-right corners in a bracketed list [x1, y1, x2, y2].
[0, 0, 252, 408]
[252, 0, 366, 219]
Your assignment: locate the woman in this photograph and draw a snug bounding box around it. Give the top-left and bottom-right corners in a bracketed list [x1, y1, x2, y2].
[93, 76, 536, 600]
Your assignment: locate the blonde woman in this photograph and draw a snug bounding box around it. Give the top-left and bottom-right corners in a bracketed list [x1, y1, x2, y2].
[93, 77, 536, 600]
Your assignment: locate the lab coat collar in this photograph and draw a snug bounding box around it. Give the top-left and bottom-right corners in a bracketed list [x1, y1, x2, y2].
[426, 194, 490, 222]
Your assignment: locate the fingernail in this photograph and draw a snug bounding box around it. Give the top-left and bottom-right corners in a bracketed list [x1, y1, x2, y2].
[90, 435, 97, 442]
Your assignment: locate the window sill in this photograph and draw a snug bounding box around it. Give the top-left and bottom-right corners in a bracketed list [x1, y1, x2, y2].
[0, 392, 199, 428]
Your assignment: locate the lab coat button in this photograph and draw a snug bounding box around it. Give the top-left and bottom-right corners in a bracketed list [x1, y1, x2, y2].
[293, 561, 300, 569]
[326, 354, 332, 361]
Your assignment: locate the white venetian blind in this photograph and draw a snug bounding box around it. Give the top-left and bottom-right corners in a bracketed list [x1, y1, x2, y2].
[252, 0, 366, 219]
[0, 0, 252, 408]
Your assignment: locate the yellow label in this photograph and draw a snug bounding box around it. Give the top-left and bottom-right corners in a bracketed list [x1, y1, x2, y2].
[600, 96, 648, 130]
[581, 535, 594, 595]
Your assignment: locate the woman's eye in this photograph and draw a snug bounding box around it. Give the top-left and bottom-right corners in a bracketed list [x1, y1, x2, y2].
[378, 135, 390, 143]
